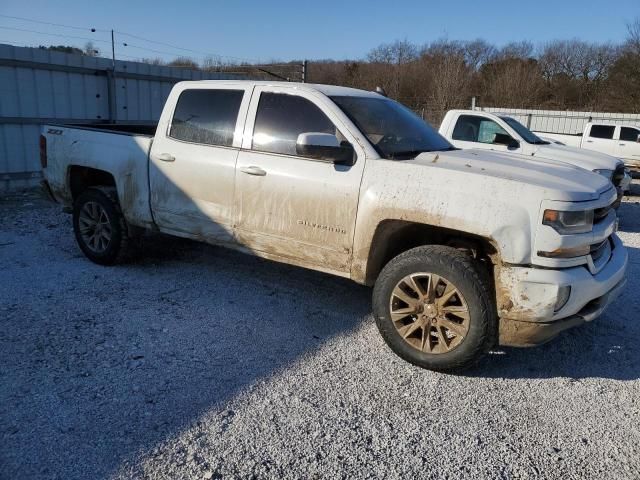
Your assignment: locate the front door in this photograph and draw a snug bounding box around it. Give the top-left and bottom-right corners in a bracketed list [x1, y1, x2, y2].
[233, 86, 365, 274]
[149, 84, 251, 243]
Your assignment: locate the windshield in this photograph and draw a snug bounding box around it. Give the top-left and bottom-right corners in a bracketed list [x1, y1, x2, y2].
[500, 116, 549, 145]
[330, 95, 455, 159]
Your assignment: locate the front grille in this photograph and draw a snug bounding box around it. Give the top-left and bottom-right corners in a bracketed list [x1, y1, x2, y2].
[612, 164, 625, 188]
[590, 239, 609, 262]
[593, 204, 612, 223]
[589, 237, 613, 274]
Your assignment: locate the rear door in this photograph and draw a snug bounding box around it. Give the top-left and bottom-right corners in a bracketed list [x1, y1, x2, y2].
[233, 86, 365, 273]
[616, 126, 640, 166]
[149, 84, 251, 242]
[583, 124, 616, 155]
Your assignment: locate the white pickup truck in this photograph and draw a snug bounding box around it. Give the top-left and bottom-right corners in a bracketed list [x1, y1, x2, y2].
[535, 122, 640, 172]
[41, 81, 628, 372]
[439, 110, 629, 205]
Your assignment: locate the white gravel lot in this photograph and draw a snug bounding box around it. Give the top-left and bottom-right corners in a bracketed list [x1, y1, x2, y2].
[1, 186, 639, 480]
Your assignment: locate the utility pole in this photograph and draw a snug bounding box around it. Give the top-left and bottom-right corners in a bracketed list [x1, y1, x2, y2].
[111, 29, 116, 71]
[108, 29, 117, 124]
[302, 60, 308, 83]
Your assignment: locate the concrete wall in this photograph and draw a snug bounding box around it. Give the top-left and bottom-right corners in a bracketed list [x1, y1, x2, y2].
[476, 106, 640, 135]
[0, 43, 243, 191]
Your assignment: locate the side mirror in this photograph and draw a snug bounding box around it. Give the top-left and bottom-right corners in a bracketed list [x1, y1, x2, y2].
[636, 133, 640, 143]
[296, 132, 355, 166]
[494, 132, 519, 149]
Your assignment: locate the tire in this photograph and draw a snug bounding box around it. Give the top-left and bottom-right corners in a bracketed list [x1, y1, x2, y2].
[72, 187, 132, 265]
[372, 245, 496, 372]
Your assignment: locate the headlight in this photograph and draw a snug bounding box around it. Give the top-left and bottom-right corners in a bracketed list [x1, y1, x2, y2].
[593, 169, 613, 180]
[543, 209, 594, 235]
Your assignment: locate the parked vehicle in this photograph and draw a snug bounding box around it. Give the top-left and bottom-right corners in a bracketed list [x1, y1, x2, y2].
[535, 122, 640, 173]
[41, 81, 628, 372]
[439, 110, 627, 205]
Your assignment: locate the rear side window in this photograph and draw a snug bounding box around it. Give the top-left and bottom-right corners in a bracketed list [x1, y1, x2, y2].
[620, 127, 640, 142]
[451, 115, 508, 144]
[588, 125, 615, 139]
[252, 92, 340, 156]
[170, 89, 244, 146]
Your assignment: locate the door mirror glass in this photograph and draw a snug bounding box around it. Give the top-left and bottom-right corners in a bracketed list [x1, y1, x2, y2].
[296, 132, 355, 165]
[493, 132, 519, 149]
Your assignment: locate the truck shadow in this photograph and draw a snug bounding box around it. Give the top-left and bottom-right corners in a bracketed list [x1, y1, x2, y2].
[2, 196, 372, 480]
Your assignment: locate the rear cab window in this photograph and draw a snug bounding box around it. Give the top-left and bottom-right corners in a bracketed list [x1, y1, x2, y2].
[588, 125, 615, 140]
[169, 89, 244, 147]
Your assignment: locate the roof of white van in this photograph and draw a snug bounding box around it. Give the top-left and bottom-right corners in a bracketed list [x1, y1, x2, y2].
[175, 80, 382, 98]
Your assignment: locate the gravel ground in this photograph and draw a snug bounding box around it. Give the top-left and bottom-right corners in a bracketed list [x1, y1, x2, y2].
[1, 186, 639, 480]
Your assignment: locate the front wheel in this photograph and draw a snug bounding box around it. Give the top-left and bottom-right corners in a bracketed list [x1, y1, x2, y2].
[72, 187, 132, 265]
[372, 245, 496, 372]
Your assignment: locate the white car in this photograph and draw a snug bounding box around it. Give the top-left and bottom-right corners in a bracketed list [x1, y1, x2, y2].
[439, 110, 627, 205]
[535, 122, 640, 173]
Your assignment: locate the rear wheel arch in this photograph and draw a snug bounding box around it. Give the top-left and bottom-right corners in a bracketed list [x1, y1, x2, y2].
[68, 165, 117, 201]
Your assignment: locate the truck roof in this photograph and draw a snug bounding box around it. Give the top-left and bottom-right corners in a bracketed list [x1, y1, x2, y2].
[173, 80, 382, 98]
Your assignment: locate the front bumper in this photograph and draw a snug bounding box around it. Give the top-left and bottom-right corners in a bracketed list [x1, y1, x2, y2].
[497, 234, 628, 347]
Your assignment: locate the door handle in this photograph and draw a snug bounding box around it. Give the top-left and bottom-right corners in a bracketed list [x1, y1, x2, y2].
[586, 140, 593, 143]
[156, 153, 175, 162]
[619, 144, 625, 147]
[240, 166, 267, 176]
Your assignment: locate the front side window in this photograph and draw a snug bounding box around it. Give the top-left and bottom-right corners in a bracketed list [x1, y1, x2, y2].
[620, 127, 640, 142]
[252, 92, 342, 157]
[170, 89, 244, 147]
[589, 125, 615, 139]
[452, 115, 509, 144]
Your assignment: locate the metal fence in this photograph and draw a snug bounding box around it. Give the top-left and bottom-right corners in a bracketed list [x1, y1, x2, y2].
[474, 105, 640, 135]
[0, 44, 245, 191]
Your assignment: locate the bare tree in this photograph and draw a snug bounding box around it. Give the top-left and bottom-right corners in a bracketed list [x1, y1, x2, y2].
[367, 40, 418, 98]
[167, 57, 199, 69]
[627, 17, 640, 55]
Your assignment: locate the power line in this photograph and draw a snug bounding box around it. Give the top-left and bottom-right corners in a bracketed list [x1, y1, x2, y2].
[114, 30, 268, 64]
[0, 14, 109, 32]
[0, 14, 304, 71]
[0, 25, 111, 44]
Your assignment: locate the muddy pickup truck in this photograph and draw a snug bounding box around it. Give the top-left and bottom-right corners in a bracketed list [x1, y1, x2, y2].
[41, 80, 628, 372]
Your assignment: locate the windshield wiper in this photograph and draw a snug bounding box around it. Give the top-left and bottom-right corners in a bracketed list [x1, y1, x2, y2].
[388, 146, 458, 160]
[388, 150, 431, 160]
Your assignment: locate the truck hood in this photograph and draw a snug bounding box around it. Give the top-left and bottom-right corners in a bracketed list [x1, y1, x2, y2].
[412, 148, 612, 202]
[531, 144, 622, 171]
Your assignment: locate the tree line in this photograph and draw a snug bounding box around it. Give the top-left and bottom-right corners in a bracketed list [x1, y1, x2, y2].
[38, 18, 640, 123]
[307, 19, 640, 123]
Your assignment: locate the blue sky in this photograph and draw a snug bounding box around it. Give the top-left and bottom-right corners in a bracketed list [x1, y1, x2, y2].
[0, 0, 638, 63]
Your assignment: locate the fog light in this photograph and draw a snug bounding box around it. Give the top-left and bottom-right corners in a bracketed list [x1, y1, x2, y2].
[554, 286, 571, 312]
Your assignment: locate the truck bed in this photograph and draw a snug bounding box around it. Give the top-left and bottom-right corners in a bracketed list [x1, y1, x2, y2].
[42, 122, 155, 228]
[61, 123, 157, 137]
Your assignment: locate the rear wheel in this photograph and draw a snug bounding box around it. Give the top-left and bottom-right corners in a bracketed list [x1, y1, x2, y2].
[373, 245, 496, 372]
[73, 187, 132, 265]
